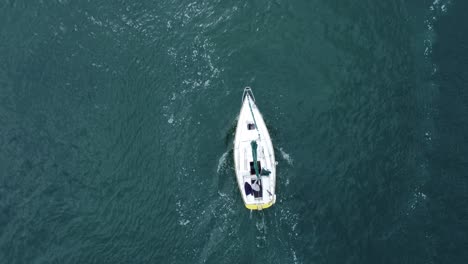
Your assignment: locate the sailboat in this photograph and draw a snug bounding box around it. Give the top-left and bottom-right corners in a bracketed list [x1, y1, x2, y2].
[234, 87, 276, 210]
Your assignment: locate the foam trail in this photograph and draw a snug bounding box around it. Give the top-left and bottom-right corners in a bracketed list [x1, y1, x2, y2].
[216, 150, 229, 173]
[424, 0, 451, 60]
[279, 147, 294, 166]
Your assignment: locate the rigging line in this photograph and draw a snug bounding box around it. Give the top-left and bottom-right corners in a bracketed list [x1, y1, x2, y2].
[246, 94, 261, 140]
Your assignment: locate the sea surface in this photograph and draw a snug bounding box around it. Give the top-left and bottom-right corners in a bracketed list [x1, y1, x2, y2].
[1, 0, 467, 263]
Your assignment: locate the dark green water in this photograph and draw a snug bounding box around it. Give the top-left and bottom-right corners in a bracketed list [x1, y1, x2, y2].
[1, 0, 467, 263]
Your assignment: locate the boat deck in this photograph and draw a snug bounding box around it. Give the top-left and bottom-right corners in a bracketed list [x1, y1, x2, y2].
[234, 90, 276, 210]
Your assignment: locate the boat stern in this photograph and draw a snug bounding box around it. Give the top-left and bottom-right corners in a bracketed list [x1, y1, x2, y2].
[244, 195, 276, 210]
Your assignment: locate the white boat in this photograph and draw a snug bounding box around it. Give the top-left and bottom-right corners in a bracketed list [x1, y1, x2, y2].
[234, 87, 276, 210]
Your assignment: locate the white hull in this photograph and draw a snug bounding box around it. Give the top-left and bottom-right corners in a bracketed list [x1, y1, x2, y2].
[233, 87, 276, 210]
